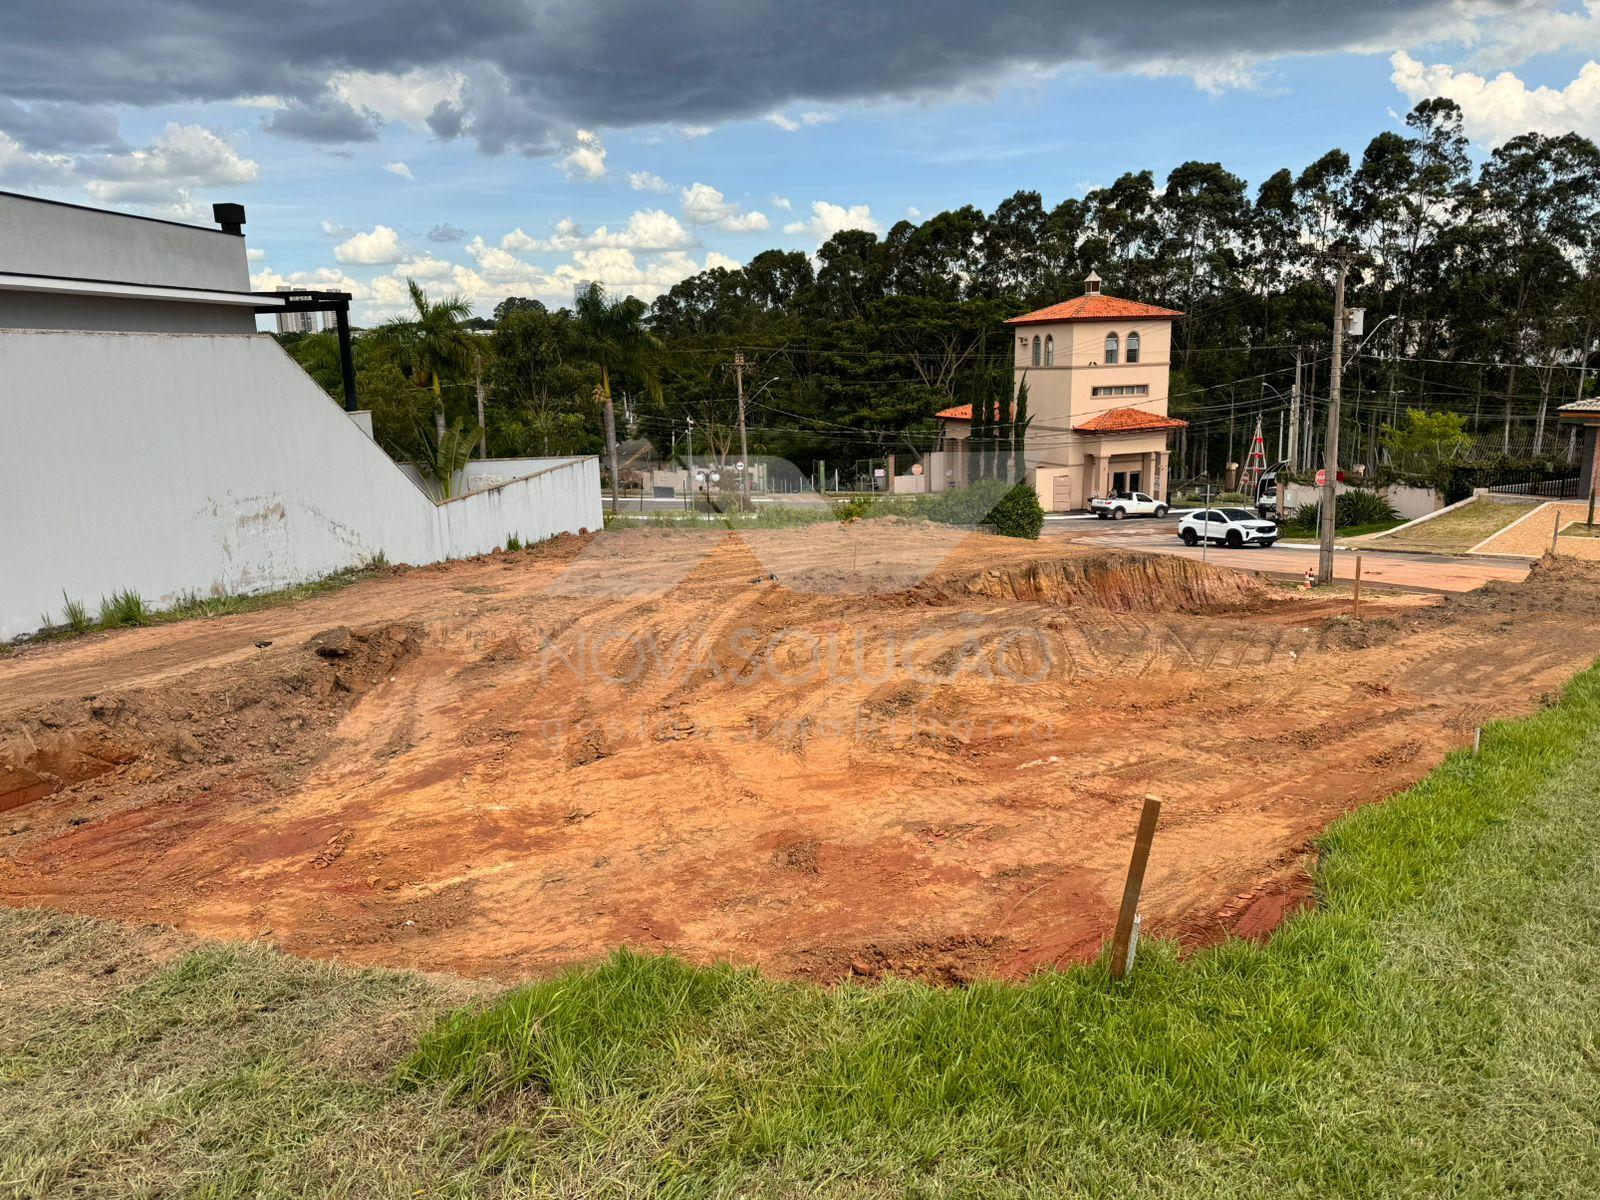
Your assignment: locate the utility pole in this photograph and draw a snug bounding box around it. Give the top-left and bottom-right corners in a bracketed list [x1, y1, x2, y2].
[474, 350, 488, 459]
[1319, 258, 1348, 586]
[733, 352, 751, 507]
[1287, 347, 1302, 472]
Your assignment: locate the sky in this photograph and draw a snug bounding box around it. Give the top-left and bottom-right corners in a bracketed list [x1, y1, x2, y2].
[6, 1, 1600, 325]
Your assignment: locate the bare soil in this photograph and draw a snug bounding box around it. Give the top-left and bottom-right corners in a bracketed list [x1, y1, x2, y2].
[3, 525, 1597, 985]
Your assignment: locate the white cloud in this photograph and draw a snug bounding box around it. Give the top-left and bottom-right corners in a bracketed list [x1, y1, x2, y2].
[557, 128, 607, 179]
[629, 169, 672, 193]
[498, 209, 693, 253]
[400, 255, 454, 279]
[704, 251, 742, 271]
[680, 181, 769, 232]
[768, 110, 837, 131]
[0, 131, 73, 187]
[246, 247, 266, 261]
[332, 68, 463, 131]
[320, 218, 350, 237]
[1390, 51, 1600, 144]
[383, 160, 414, 180]
[678, 124, 715, 139]
[77, 123, 258, 218]
[907, 205, 923, 220]
[333, 223, 410, 265]
[783, 200, 881, 242]
[771, 195, 792, 211]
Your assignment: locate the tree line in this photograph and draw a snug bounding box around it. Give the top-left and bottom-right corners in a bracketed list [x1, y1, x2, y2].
[280, 98, 1600, 491]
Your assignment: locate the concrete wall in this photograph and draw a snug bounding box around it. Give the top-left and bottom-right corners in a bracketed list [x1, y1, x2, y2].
[1, 330, 602, 640]
[397, 457, 585, 500]
[1280, 480, 1444, 521]
[0, 193, 249, 290]
[0, 291, 256, 334]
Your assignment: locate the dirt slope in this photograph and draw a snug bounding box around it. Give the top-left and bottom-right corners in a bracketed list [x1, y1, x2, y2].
[3, 526, 1597, 984]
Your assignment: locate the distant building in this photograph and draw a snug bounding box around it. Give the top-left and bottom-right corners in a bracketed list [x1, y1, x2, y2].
[1559, 398, 1600, 498]
[937, 272, 1186, 511]
[274, 287, 318, 334]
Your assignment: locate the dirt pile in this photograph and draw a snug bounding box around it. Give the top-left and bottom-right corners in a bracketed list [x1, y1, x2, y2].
[0, 622, 419, 832]
[932, 550, 1270, 613]
[2, 526, 1597, 986]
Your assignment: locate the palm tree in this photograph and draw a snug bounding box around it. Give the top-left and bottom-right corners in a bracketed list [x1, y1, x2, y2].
[572, 283, 661, 511]
[372, 279, 475, 440]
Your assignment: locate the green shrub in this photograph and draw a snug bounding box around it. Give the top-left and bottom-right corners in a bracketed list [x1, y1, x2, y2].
[984, 482, 1045, 539]
[505, 533, 524, 552]
[1286, 488, 1400, 532]
[97, 589, 151, 629]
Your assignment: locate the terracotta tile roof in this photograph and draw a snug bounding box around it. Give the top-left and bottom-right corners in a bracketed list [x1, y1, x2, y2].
[1559, 398, 1600, 414]
[936, 403, 974, 421]
[1073, 406, 1188, 434]
[1006, 293, 1184, 326]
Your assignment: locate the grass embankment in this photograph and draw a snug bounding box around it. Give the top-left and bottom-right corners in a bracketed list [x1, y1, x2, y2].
[6, 670, 1600, 1195]
[1279, 518, 1408, 543]
[1369, 497, 1539, 554]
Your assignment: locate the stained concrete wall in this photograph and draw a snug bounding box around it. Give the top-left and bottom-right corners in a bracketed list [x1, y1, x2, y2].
[0, 193, 248, 290]
[1, 329, 602, 640]
[0, 291, 256, 333]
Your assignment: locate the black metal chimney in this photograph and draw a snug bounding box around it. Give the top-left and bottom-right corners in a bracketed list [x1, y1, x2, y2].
[212, 202, 246, 235]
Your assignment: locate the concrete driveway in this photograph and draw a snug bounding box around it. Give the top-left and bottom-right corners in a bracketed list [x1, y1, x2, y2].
[1055, 519, 1532, 594]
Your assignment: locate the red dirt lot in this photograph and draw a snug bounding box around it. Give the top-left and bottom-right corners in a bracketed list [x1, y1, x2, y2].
[3, 524, 1598, 985]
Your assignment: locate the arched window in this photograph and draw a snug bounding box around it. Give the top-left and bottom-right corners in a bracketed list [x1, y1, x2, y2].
[1126, 331, 1141, 364]
[1044, 334, 1054, 366]
[1031, 335, 1041, 367]
[1104, 332, 1119, 365]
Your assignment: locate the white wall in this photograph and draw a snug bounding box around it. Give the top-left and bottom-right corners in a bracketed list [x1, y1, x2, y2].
[1, 330, 602, 639]
[0, 193, 248, 291]
[1280, 480, 1443, 520]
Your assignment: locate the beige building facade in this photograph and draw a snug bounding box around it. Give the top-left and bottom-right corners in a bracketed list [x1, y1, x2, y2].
[938, 273, 1185, 512]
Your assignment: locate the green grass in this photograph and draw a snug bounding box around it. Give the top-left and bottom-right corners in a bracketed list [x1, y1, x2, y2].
[21, 557, 391, 649]
[1280, 518, 1409, 542]
[1370, 497, 1538, 554]
[6, 667, 1600, 1195]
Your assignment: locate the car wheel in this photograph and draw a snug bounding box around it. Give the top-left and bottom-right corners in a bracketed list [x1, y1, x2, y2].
[1154, 505, 1168, 518]
[1261, 539, 1276, 548]
[1181, 528, 1199, 546]
[1226, 530, 1243, 548]
[1111, 508, 1126, 520]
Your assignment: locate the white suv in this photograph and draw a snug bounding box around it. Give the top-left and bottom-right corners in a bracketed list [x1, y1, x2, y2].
[1179, 507, 1279, 548]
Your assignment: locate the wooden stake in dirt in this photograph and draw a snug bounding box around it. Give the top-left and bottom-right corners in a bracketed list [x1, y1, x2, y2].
[1552, 508, 1563, 556]
[1109, 795, 1162, 982]
[1352, 554, 1363, 619]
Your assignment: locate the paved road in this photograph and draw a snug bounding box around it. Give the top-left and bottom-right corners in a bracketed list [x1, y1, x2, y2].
[1053, 517, 1531, 594]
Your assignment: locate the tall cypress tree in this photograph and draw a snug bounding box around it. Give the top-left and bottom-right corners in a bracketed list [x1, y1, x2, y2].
[971, 393, 988, 481]
[1012, 375, 1031, 482]
[997, 384, 1014, 483]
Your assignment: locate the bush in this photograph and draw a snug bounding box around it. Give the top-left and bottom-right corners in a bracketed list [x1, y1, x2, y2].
[983, 482, 1045, 539]
[1286, 488, 1399, 532]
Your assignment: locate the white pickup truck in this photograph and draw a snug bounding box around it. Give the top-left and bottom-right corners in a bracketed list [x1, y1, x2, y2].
[1088, 491, 1169, 520]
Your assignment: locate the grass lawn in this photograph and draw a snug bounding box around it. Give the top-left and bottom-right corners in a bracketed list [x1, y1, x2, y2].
[1278, 518, 1409, 543]
[1368, 497, 1539, 553]
[1561, 521, 1600, 538]
[6, 668, 1600, 1196]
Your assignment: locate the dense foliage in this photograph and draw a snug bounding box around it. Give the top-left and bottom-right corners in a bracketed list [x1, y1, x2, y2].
[282, 99, 1600, 489]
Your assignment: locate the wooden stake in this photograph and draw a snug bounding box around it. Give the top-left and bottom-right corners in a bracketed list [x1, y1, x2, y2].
[1109, 796, 1162, 981]
[1552, 508, 1562, 555]
[1352, 554, 1363, 619]
[1473, 727, 1482, 756]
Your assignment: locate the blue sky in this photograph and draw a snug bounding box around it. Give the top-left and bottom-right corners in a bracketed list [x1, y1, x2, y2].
[4, 2, 1600, 324]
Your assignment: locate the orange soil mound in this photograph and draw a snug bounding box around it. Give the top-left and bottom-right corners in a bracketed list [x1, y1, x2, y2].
[3, 528, 1597, 985]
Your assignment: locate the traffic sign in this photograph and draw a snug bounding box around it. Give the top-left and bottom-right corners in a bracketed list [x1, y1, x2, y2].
[1314, 469, 1346, 486]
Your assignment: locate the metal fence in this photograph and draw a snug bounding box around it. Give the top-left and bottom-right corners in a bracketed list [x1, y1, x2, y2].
[1487, 475, 1583, 499]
